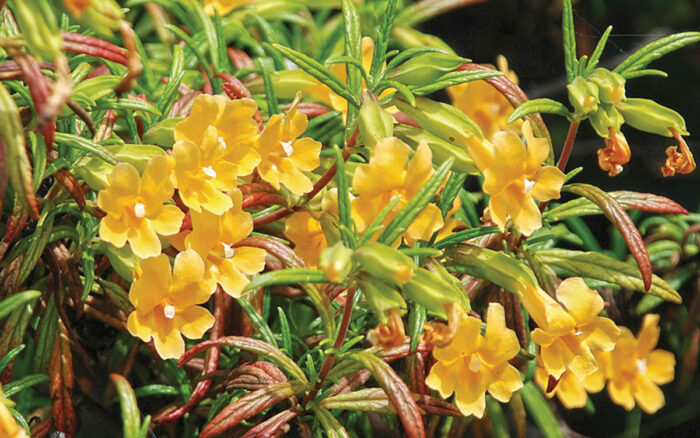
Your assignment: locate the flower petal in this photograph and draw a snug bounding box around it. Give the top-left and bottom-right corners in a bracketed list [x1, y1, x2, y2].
[127, 310, 154, 342]
[403, 141, 434, 197]
[278, 159, 314, 195]
[150, 205, 185, 237]
[140, 155, 174, 205]
[109, 162, 140, 197]
[128, 220, 162, 259]
[582, 316, 619, 352]
[152, 323, 185, 360]
[232, 246, 267, 274]
[531, 166, 565, 202]
[645, 350, 675, 385]
[129, 254, 171, 312]
[433, 314, 482, 363]
[636, 314, 660, 358]
[99, 215, 129, 248]
[512, 193, 542, 236]
[170, 250, 213, 306]
[215, 259, 249, 298]
[174, 94, 223, 144]
[289, 137, 321, 171]
[608, 379, 635, 411]
[482, 131, 527, 195]
[425, 361, 457, 399]
[453, 368, 487, 418]
[540, 340, 575, 379]
[487, 364, 523, 403]
[554, 370, 588, 409]
[555, 277, 604, 326]
[633, 373, 665, 414]
[404, 203, 444, 245]
[480, 303, 521, 366]
[175, 305, 215, 339]
[353, 137, 409, 197]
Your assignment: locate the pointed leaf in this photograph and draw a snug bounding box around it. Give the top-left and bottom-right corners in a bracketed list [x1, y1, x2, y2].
[111, 374, 141, 438]
[244, 268, 327, 292]
[507, 98, 573, 124]
[614, 32, 700, 74]
[0, 291, 40, 320]
[562, 0, 577, 82]
[520, 382, 564, 438]
[49, 322, 75, 437]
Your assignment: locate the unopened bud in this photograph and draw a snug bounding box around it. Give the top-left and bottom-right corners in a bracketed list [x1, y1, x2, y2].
[587, 68, 626, 105]
[352, 243, 415, 287]
[357, 275, 406, 322]
[386, 52, 469, 86]
[402, 267, 462, 319]
[394, 124, 479, 174]
[567, 77, 600, 116]
[589, 104, 624, 138]
[617, 98, 688, 138]
[319, 242, 353, 283]
[359, 91, 394, 147]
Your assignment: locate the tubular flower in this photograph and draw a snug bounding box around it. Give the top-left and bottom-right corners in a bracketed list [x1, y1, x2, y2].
[203, 0, 256, 16]
[448, 55, 523, 140]
[603, 314, 675, 414]
[255, 94, 322, 195]
[352, 137, 444, 245]
[527, 278, 620, 380]
[173, 95, 261, 214]
[470, 121, 565, 236]
[284, 211, 327, 268]
[597, 127, 631, 177]
[182, 190, 267, 298]
[534, 356, 605, 409]
[425, 303, 523, 418]
[127, 251, 216, 360]
[661, 127, 696, 177]
[98, 156, 184, 259]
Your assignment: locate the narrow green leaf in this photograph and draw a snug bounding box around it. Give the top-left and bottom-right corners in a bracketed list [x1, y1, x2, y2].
[133, 385, 179, 398]
[358, 195, 402, 245]
[507, 98, 573, 124]
[157, 44, 185, 120]
[433, 227, 500, 250]
[620, 69, 668, 80]
[370, 0, 399, 81]
[110, 374, 141, 438]
[164, 23, 216, 89]
[486, 397, 511, 438]
[272, 44, 360, 108]
[378, 157, 453, 244]
[334, 145, 354, 247]
[277, 307, 293, 356]
[437, 171, 467, 218]
[407, 302, 426, 353]
[520, 381, 564, 438]
[410, 69, 502, 96]
[584, 25, 613, 75]
[314, 407, 351, 438]
[385, 47, 448, 73]
[535, 249, 681, 303]
[0, 344, 25, 374]
[320, 388, 394, 413]
[244, 268, 327, 292]
[255, 56, 280, 115]
[562, 0, 577, 82]
[237, 296, 278, 348]
[0, 290, 40, 320]
[341, 0, 362, 140]
[2, 374, 49, 398]
[614, 32, 700, 74]
[54, 133, 118, 165]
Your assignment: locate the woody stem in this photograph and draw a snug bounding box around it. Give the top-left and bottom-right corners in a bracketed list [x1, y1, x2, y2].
[557, 120, 580, 172]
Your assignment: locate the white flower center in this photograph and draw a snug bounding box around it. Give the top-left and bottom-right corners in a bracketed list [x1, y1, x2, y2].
[636, 358, 647, 374]
[202, 166, 217, 178]
[574, 330, 584, 336]
[222, 242, 235, 258]
[489, 104, 501, 115]
[468, 355, 481, 372]
[133, 202, 146, 218]
[523, 177, 536, 194]
[163, 304, 176, 319]
[218, 136, 227, 149]
[281, 140, 294, 157]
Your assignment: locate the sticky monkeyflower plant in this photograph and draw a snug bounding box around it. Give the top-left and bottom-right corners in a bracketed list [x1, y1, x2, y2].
[0, 0, 698, 437]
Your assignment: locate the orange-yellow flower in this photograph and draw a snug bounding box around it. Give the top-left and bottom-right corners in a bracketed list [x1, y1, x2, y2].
[173, 94, 261, 214]
[127, 251, 216, 359]
[527, 278, 620, 380]
[65, 0, 92, 17]
[366, 308, 407, 349]
[469, 121, 565, 236]
[661, 128, 696, 177]
[284, 211, 327, 268]
[597, 127, 631, 177]
[448, 55, 522, 140]
[203, 0, 256, 16]
[98, 156, 184, 259]
[534, 355, 605, 409]
[352, 137, 444, 244]
[255, 93, 322, 195]
[603, 314, 675, 414]
[425, 303, 523, 418]
[179, 190, 267, 298]
[0, 399, 27, 438]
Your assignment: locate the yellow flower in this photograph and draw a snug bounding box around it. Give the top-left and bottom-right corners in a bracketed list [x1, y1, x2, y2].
[425, 303, 523, 418]
[203, 0, 256, 16]
[0, 399, 28, 438]
[284, 211, 327, 268]
[173, 94, 261, 214]
[534, 355, 605, 409]
[469, 121, 565, 236]
[448, 55, 523, 140]
[127, 251, 216, 360]
[597, 127, 631, 177]
[352, 137, 444, 244]
[528, 278, 620, 380]
[255, 93, 322, 195]
[179, 190, 267, 298]
[604, 314, 675, 414]
[98, 156, 184, 259]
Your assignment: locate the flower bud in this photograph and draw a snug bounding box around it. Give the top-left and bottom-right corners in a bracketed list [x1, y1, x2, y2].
[352, 243, 415, 287]
[617, 98, 688, 138]
[589, 104, 624, 138]
[391, 25, 455, 52]
[359, 91, 394, 147]
[386, 52, 469, 86]
[393, 95, 484, 147]
[319, 211, 342, 247]
[394, 124, 479, 174]
[587, 68, 626, 105]
[319, 242, 353, 283]
[248, 70, 318, 100]
[567, 76, 599, 116]
[357, 275, 406, 323]
[402, 267, 462, 319]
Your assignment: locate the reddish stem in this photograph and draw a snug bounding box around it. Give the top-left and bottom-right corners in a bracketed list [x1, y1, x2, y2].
[557, 120, 580, 172]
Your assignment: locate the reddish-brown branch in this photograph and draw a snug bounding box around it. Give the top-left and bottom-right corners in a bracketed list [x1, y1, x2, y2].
[557, 120, 581, 172]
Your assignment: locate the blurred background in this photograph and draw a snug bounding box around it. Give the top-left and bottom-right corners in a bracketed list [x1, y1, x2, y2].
[422, 1, 700, 436]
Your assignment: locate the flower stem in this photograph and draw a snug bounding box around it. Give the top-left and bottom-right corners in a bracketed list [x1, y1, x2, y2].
[557, 120, 580, 172]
